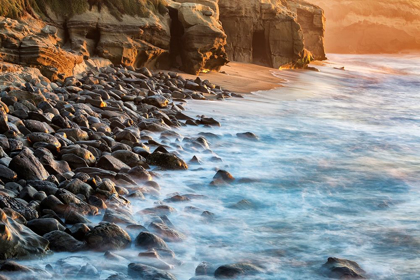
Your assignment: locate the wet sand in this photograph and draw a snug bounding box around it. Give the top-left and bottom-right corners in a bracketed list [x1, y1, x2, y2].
[172, 62, 286, 94]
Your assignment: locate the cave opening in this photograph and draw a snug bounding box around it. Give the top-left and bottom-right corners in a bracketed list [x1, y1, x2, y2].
[168, 7, 185, 69]
[86, 24, 101, 56]
[252, 31, 271, 67]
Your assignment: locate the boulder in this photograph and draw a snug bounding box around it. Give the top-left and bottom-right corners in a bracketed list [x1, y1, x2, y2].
[97, 155, 130, 172]
[320, 257, 366, 279]
[85, 223, 131, 251]
[147, 151, 188, 170]
[135, 231, 170, 250]
[9, 148, 49, 181]
[43, 230, 85, 252]
[0, 194, 38, 220]
[128, 263, 177, 280]
[143, 95, 169, 108]
[0, 208, 49, 260]
[27, 218, 65, 236]
[214, 263, 264, 278]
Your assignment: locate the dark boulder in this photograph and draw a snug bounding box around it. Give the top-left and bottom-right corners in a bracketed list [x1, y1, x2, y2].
[135, 231, 170, 250]
[97, 155, 130, 172]
[128, 263, 177, 280]
[320, 257, 366, 279]
[85, 223, 131, 251]
[27, 218, 65, 236]
[147, 151, 188, 170]
[43, 230, 85, 252]
[236, 132, 259, 141]
[0, 194, 38, 220]
[0, 165, 17, 182]
[214, 263, 263, 278]
[9, 148, 49, 181]
[142, 95, 169, 108]
[0, 209, 49, 259]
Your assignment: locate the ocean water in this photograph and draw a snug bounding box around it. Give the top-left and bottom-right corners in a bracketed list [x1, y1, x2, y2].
[21, 54, 420, 279]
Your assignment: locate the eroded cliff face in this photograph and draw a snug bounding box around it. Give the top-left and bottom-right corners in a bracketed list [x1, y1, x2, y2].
[0, 0, 325, 78]
[218, 0, 325, 68]
[287, 0, 326, 60]
[0, 0, 228, 78]
[306, 0, 420, 53]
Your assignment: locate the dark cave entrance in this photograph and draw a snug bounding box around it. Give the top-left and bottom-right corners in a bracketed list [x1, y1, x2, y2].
[252, 31, 271, 67]
[168, 7, 185, 69]
[86, 24, 101, 56]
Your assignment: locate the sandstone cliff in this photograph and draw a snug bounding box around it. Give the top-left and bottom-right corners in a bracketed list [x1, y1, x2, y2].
[0, 0, 325, 78]
[218, 0, 326, 68]
[0, 0, 228, 78]
[306, 0, 420, 53]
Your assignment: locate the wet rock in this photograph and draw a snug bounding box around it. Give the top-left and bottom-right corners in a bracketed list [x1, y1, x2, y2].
[199, 117, 221, 127]
[196, 262, 217, 276]
[43, 230, 86, 252]
[128, 263, 177, 280]
[112, 150, 146, 168]
[102, 208, 137, 225]
[214, 263, 264, 278]
[320, 257, 366, 279]
[164, 195, 190, 203]
[0, 165, 17, 182]
[135, 231, 170, 250]
[77, 263, 100, 279]
[0, 208, 49, 259]
[211, 170, 235, 185]
[55, 189, 98, 215]
[236, 132, 259, 141]
[9, 148, 49, 181]
[0, 194, 38, 220]
[0, 106, 9, 133]
[147, 151, 188, 170]
[64, 210, 91, 224]
[0, 261, 32, 273]
[26, 180, 58, 195]
[28, 133, 61, 149]
[85, 223, 131, 251]
[128, 166, 152, 181]
[143, 95, 169, 108]
[97, 155, 130, 172]
[61, 178, 94, 198]
[57, 128, 89, 141]
[229, 199, 255, 210]
[27, 218, 65, 236]
[141, 205, 176, 216]
[149, 222, 186, 242]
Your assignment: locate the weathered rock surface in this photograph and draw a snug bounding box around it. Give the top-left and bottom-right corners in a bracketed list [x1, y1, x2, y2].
[0, 209, 49, 260]
[128, 263, 177, 280]
[214, 263, 264, 278]
[218, 0, 325, 68]
[320, 257, 366, 279]
[0, 0, 229, 78]
[85, 223, 131, 251]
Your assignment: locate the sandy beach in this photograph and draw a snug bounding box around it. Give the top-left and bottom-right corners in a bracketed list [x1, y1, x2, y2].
[172, 62, 286, 94]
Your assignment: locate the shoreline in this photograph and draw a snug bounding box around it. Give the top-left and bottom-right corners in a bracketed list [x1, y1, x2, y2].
[171, 62, 286, 94]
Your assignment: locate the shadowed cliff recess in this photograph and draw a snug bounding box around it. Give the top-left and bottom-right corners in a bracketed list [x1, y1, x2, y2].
[0, 0, 326, 79]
